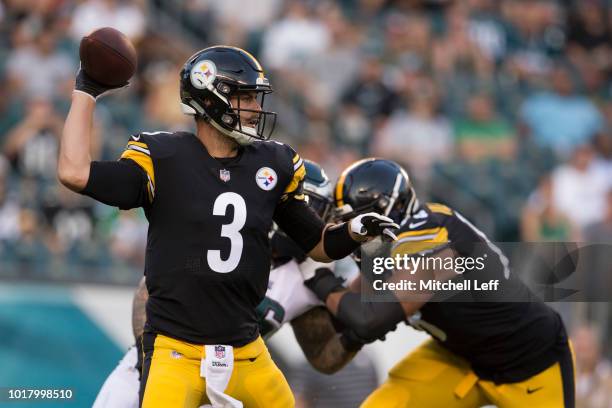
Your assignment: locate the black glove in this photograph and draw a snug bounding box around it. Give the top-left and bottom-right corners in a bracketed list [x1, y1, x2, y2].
[75, 67, 127, 100]
[303, 267, 344, 302]
[350, 212, 400, 241]
[340, 329, 369, 351]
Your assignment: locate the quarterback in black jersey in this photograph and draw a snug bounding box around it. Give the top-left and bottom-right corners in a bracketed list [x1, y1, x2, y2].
[58, 46, 398, 408]
[92, 160, 357, 408]
[305, 159, 575, 408]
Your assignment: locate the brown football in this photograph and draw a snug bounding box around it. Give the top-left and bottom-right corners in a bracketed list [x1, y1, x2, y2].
[79, 27, 137, 87]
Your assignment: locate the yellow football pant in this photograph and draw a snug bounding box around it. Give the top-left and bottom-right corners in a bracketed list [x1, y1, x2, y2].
[362, 339, 575, 408]
[139, 332, 294, 408]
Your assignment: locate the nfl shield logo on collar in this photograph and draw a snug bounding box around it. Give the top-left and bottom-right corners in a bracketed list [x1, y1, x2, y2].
[220, 169, 230, 182]
[215, 345, 226, 359]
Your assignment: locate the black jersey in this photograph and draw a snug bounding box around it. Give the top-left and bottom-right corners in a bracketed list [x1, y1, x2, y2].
[118, 131, 310, 345]
[392, 203, 567, 383]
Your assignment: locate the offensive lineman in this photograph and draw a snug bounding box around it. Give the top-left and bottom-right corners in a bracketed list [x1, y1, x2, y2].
[304, 159, 575, 408]
[58, 46, 398, 408]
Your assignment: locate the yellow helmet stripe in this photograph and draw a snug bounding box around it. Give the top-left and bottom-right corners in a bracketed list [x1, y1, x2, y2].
[335, 158, 375, 207]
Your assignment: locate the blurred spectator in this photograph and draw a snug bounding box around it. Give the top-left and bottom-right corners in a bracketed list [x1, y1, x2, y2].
[573, 325, 612, 408]
[291, 352, 378, 408]
[454, 92, 516, 162]
[6, 23, 74, 99]
[551, 144, 611, 229]
[433, 3, 493, 78]
[143, 61, 192, 131]
[521, 175, 579, 242]
[603, 101, 612, 142]
[261, 0, 330, 70]
[3, 98, 63, 181]
[503, 0, 564, 77]
[584, 190, 612, 244]
[206, 0, 281, 37]
[70, 0, 146, 42]
[301, 3, 361, 110]
[466, 0, 509, 63]
[381, 12, 432, 73]
[40, 185, 96, 253]
[335, 56, 398, 152]
[7, 208, 51, 276]
[341, 56, 398, 122]
[373, 77, 452, 181]
[109, 210, 147, 268]
[298, 135, 360, 182]
[566, 0, 612, 75]
[0, 156, 20, 242]
[582, 190, 612, 305]
[520, 65, 604, 157]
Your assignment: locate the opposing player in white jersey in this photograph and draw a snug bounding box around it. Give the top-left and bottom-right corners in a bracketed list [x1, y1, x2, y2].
[93, 160, 360, 408]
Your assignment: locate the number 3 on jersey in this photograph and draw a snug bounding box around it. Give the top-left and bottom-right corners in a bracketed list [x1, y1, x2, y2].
[207, 192, 247, 273]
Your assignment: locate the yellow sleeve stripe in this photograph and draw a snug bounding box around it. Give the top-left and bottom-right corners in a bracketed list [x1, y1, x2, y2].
[392, 227, 449, 257]
[293, 157, 303, 172]
[284, 162, 306, 194]
[120, 149, 155, 202]
[127, 141, 149, 150]
[126, 143, 151, 156]
[397, 228, 442, 240]
[292, 153, 301, 164]
[427, 203, 453, 216]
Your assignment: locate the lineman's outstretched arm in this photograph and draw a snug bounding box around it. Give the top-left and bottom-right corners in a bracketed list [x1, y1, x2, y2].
[303, 247, 458, 342]
[132, 277, 149, 341]
[291, 307, 359, 374]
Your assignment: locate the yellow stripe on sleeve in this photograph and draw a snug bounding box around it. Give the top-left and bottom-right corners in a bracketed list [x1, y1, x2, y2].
[127, 141, 150, 150]
[292, 153, 300, 164]
[121, 149, 155, 202]
[392, 227, 449, 257]
[284, 162, 306, 194]
[427, 203, 453, 216]
[397, 228, 442, 239]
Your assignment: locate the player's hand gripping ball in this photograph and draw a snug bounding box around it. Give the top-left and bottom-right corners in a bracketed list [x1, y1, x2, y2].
[76, 27, 137, 99]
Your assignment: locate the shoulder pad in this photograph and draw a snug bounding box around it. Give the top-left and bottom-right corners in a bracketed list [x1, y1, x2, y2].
[393, 204, 450, 257]
[129, 131, 178, 159]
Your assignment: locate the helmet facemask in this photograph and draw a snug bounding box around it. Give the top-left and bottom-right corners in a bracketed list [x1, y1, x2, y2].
[304, 190, 333, 221]
[215, 83, 277, 145]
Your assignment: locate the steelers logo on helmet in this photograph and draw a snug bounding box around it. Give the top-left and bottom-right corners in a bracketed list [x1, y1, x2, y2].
[190, 60, 217, 90]
[255, 167, 278, 191]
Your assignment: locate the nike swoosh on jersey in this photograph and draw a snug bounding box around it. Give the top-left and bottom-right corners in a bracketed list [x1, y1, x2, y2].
[408, 220, 427, 229]
[526, 387, 543, 394]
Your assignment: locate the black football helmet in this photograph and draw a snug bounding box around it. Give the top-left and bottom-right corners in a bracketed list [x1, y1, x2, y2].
[303, 159, 333, 221]
[333, 158, 418, 226]
[180, 46, 277, 145]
